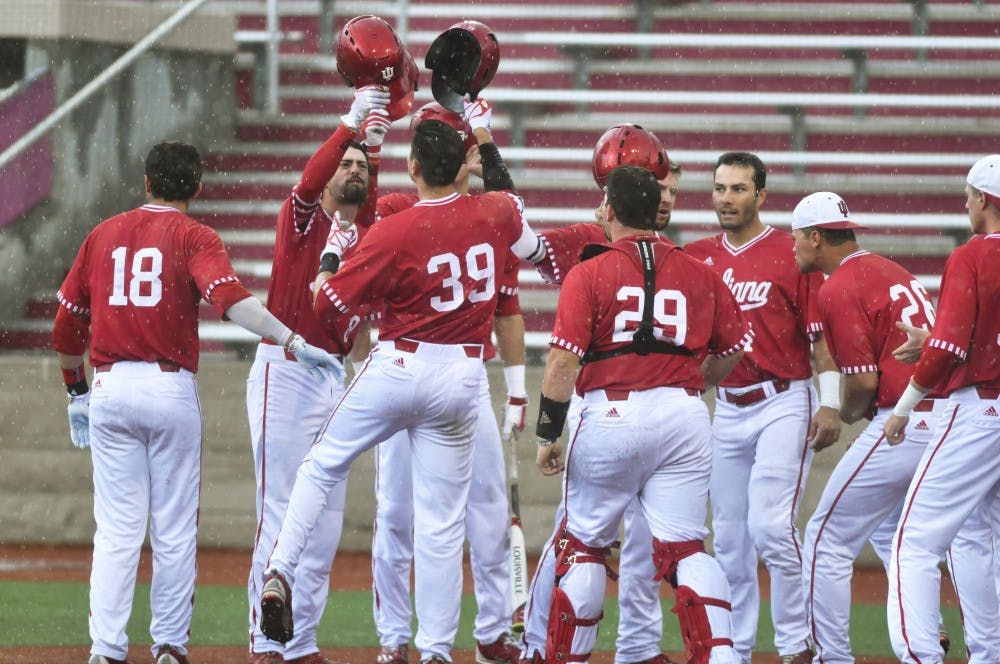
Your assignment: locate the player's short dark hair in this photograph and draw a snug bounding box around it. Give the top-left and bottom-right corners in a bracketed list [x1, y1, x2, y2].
[410, 119, 465, 187]
[800, 225, 857, 245]
[715, 151, 766, 192]
[145, 141, 203, 201]
[606, 165, 659, 230]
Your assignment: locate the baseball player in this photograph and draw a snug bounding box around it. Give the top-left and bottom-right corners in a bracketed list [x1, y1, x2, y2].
[788, 192, 954, 662]
[366, 99, 523, 664]
[527, 165, 750, 664]
[884, 155, 1000, 662]
[53, 141, 339, 664]
[684, 152, 840, 664]
[522, 124, 684, 664]
[258, 120, 545, 664]
[244, 84, 391, 664]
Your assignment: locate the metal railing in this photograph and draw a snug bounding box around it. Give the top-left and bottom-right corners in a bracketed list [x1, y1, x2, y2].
[0, 0, 213, 174]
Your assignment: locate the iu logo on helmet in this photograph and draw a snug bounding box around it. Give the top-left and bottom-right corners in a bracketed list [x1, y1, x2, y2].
[380, 66, 395, 82]
[838, 200, 850, 217]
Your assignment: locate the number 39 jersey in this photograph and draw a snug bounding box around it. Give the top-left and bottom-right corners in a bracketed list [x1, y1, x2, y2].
[551, 236, 750, 394]
[316, 191, 533, 348]
[817, 250, 937, 407]
[57, 204, 252, 372]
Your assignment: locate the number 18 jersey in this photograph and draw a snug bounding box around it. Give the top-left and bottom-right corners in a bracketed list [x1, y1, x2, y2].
[57, 204, 251, 372]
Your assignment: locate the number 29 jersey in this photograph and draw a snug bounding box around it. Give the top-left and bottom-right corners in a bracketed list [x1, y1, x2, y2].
[57, 204, 251, 372]
[551, 236, 750, 394]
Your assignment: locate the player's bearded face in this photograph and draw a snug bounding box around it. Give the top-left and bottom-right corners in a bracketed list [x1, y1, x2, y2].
[654, 173, 679, 232]
[713, 164, 760, 231]
[328, 148, 369, 206]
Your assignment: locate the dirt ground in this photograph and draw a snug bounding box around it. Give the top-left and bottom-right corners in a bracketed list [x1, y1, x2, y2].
[0, 544, 930, 663]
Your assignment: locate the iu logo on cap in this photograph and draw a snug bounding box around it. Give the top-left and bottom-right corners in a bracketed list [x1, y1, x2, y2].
[380, 66, 395, 82]
[838, 200, 850, 217]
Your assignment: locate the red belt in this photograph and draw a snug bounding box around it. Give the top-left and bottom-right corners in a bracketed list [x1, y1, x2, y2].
[977, 387, 1000, 400]
[604, 387, 701, 401]
[912, 398, 936, 412]
[718, 380, 791, 407]
[96, 360, 181, 373]
[393, 338, 482, 359]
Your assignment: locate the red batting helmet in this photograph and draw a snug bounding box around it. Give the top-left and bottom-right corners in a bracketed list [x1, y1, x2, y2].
[424, 20, 499, 114]
[410, 101, 477, 152]
[336, 15, 419, 121]
[591, 124, 670, 188]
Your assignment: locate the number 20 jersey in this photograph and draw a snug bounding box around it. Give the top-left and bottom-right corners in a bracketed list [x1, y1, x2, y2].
[551, 236, 750, 394]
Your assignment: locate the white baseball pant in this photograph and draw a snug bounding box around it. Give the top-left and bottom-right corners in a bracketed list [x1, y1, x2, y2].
[710, 379, 815, 660]
[268, 340, 483, 662]
[889, 387, 1000, 663]
[372, 363, 512, 651]
[246, 343, 346, 659]
[88, 361, 200, 662]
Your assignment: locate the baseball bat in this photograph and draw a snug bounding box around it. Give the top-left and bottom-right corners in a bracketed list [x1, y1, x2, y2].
[507, 428, 529, 633]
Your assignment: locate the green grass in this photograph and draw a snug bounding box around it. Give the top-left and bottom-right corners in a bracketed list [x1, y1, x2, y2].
[0, 580, 967, 657]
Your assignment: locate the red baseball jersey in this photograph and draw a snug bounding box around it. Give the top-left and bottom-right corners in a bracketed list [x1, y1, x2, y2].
[316, 191, 530, 348]
[551, 236, 750, 394]
[923, 234, 1000, 393]
[265, 124, 375, 353]
[818, 250, 937, 407]
[56, 204, 251, 373]
[536, 223, 609, 285]
[685, 227, 822, 388]
[371, 191, 522, 361]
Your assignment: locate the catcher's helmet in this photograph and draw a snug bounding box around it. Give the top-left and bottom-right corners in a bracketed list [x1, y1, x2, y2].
[410, 101, 477, 152]
[592, 124, 670, 188]
[424, 20, 499, 114]
[336, 15, 419, 121]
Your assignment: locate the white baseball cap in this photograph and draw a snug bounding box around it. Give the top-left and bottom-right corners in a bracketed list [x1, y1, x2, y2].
[791, 191, 868, 231]
[967, 155, 1000, 201]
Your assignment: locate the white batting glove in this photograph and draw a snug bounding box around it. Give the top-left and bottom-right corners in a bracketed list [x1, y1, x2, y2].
[501, 395, 528, 442]
[286, 334, 346, 384]
[463, 97, 493, 133]
[341, 84, 391, 132]
[321, 223, 359, 262]
[361, 109, 391, 151]
[67, 392, 91, 448]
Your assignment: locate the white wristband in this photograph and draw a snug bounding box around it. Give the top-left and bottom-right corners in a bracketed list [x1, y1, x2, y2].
[503, 364, 527, 398]
[893, 382, 928, 418]
[818, 370, 841, 410]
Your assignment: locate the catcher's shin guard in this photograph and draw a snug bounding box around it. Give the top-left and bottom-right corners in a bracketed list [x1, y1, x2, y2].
[545, 528, 615, 664]
[651, 538, 705, 588]
[671, 585, 734, 664]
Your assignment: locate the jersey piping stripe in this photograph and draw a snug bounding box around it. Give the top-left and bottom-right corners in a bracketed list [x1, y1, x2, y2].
[842, 364, 879, 374]
[839, 249, 870, 265]
[550, 335, 585, 357]
[203, 275, 240, 303]
[927, 337, 968, 361]
[720, 225, 774, 256]
[500, 285, 519, 296]
[716, 329, 754, 358]
[413, 192, 461, 207]
[320, 282, 350, 313]
[56, 290, 90, 316]
[540, 235, 561, 283]
[291, 189, 321, 231]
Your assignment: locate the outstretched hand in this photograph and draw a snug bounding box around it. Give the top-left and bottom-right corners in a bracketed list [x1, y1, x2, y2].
[892, 322, 929, 364]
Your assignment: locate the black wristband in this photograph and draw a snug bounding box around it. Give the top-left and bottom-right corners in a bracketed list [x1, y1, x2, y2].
[318, 253, 341, 275]
[478, 142, 516, 193]
[67, 380, 89, 397]
[536, 394, 570, 441]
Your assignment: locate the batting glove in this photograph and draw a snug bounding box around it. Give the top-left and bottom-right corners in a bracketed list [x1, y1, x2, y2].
[321, 224, 359, 262]
[341, 84, 391, 132]
[286, 334, 346, 384]
[463, 97, 493, 133]
[501, 395, 528, 442]
[361, 109, 391, 153]
[67, 392, 91, 448]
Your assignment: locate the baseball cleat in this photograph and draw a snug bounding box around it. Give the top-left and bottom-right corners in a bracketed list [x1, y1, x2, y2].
[476, 633, 520, 664]
[419, 658, 449, 664]
[154, 645, 190, 664]
[249, 652, 285, 664]
[376, 644, 409, 664]
[780, 647, 815, 664]
[260, 570, 294, 644]
[87, 656, 133, 664]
